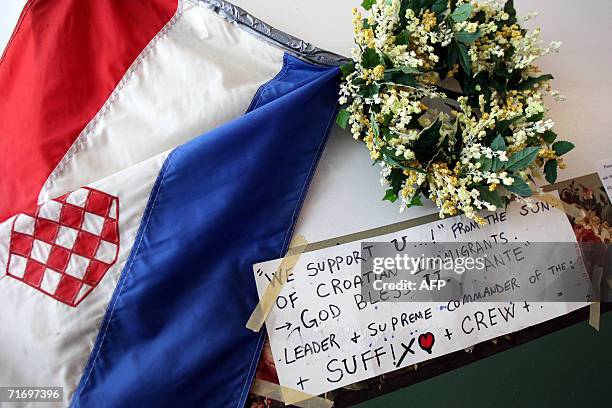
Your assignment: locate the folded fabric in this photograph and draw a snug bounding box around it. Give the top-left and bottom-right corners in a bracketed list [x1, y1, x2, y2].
[0, 1, 341, 406]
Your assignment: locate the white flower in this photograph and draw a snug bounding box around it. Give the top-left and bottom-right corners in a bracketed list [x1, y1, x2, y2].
[502, 176, 515, 186]
[339, 0, 564, 225]
[550, 90, 566, 102]
[496, 151, 509, 162]
[466, 22, 479, 33]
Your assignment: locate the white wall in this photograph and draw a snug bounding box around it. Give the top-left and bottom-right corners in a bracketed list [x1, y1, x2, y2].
[0, 0, 27, 56]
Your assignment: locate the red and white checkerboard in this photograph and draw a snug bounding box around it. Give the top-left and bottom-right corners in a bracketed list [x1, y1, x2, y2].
[5, 187, 120, 307]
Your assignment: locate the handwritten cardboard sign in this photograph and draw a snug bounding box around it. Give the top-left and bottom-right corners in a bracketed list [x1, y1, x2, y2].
[253, 197, 587, 396]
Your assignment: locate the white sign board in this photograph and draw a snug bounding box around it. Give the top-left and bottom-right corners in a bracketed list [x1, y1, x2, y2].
[253, 198, 587, 396]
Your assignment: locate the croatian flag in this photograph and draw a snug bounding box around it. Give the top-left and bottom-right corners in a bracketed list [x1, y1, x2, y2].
[0, 0, 341, 406]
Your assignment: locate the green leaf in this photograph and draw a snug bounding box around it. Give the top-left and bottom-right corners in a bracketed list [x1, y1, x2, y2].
[384, 71, 419, 88]
[526, 112, 544, 123]
[382, 112, 393, 126]
[493, 55, 511, 79]
[496, 115, 523, 135]
[552, 141, 575, 156]
[398, 0, 411, 26]
[451, 3, 473, 22]
[490, 135, 506, 171]
[542, 130, 557, 144]
[389, 168, 404, 192]
[477, 187, 504, 208]
[370, 111, 380, 138]
[360, 82, 381, 98]
[383, 188, 398, 203]
[409, 194, 424, 207]
[544, 159, 558, 184]
[516, 74, 554, 91]
[505, 146, 541, 171]
[505, 177, 533, 197]
[455, 30, 483, 45]
[447, 46, 459, 67]
[452, 126, 463, 164]
[490, 75, 507, 95]
[504, 0, 516, 15]
[385, 66, 423, 74]
[491, 157, 503, 172]
[457, 42, 471, 77]
[382, 127, 394, 141]
[432, 0, 448, 14]
[381, 150, 427, 174]
[526, 135, 539, 146]
[336, 109, 350, 129]
[361, 0, 376, 10]
[340, 62, 356, 78]
[491, 134, 506, 151]
[504, 0, 518, 25]
[352, 77, 366, 86]
[361, 48, 382, 69]
[413, 117, 443, 163]
[436, 134, 452, 162]
[395, 30, 410, 46]
[479, 156, 493, 172]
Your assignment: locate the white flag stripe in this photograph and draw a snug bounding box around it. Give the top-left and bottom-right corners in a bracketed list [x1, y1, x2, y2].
[39, 0, 285, 203]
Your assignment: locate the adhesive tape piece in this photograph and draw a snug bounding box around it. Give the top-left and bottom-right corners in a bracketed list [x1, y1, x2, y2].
[538, 193, 601, 329]
[589, 265, 603, 331]
[536, 193, 586, 221]
[589, 302, 601, 331]
[250, 380, 333, 408]
[246, 234, 309, 332]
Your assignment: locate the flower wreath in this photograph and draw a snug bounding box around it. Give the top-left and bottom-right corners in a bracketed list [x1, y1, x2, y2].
[337, 0, 575, 224]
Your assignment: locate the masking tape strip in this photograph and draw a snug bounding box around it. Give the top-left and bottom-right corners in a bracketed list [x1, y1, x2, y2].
[246, 234, 309, 332]
[250, 379, 333, 408]
[537, 193, 601, 329]
[589, 265, 603, 331]
[535, 193, 586, 221]
[589, 302, 601, 331]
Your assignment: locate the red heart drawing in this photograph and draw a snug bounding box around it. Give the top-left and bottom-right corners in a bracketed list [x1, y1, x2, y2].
[418, 332, 435, 354]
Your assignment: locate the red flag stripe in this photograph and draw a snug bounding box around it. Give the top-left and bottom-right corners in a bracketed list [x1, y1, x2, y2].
[0, 0, 178, 222]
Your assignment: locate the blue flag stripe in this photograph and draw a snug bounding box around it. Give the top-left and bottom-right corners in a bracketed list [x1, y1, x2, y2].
[71, 54, 339, 407]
